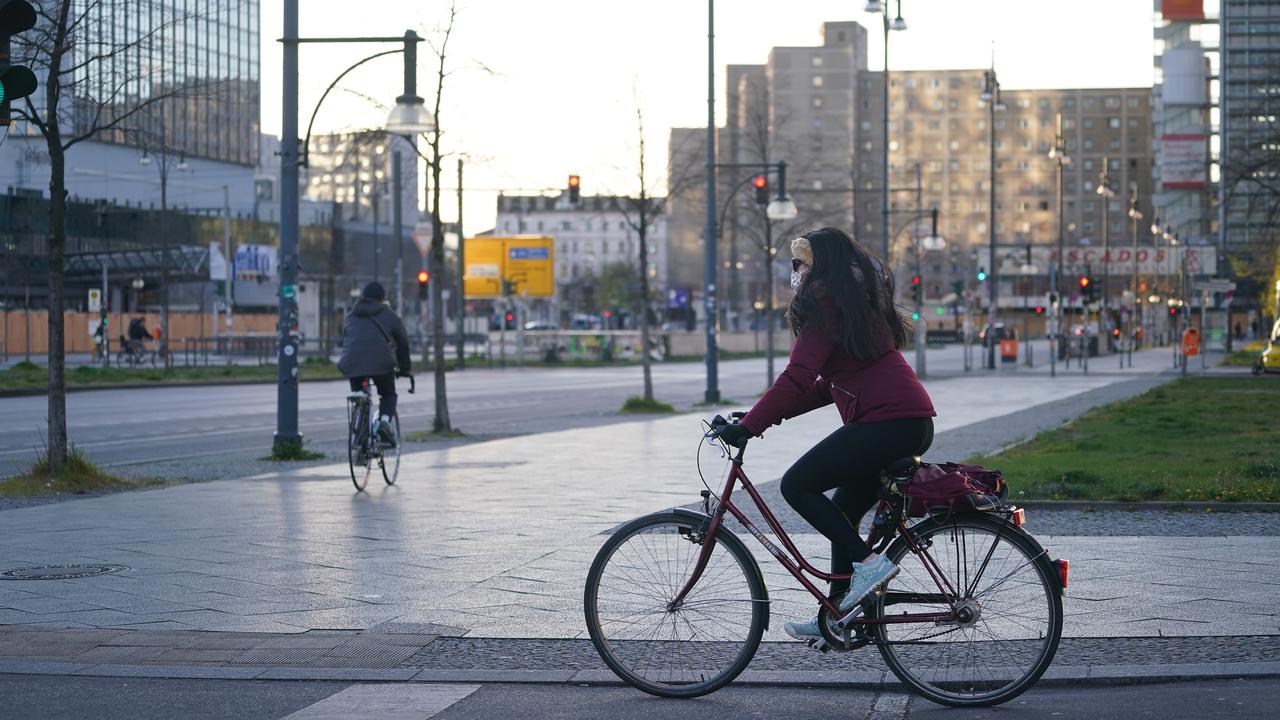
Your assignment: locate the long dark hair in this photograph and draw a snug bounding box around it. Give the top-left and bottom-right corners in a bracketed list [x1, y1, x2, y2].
[786, 227, 909, 361]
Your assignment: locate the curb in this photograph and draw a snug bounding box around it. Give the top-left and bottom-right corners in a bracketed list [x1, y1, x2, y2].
[1016, 500, 1280, 512]
[0, 660, 1276, 688]
[0, 375, 343, 398]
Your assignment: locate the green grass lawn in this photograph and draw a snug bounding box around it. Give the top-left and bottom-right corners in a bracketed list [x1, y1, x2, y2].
[1224, 340, 1266, 367]
[0, 359, 344, 391]
[966, 377, 1280, 502]
[0, 445, 169, 497]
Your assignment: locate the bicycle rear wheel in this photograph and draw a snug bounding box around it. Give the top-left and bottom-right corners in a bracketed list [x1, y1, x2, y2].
[872, 513, 1062, 707]
[380, 414, 401, 485]
[584, 511, 767, 699]
[347, 401, 372, 492]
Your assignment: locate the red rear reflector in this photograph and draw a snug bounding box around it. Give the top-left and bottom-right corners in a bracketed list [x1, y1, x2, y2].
[1055, 559, 1069, 589]
[1011, 508, 1026, 526]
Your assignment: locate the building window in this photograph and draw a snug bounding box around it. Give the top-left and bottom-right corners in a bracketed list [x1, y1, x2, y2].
[1039, 98, 1050, 109]
[1084, 118, 1095, 129]
[1083, 97, 1096, 108]
[1104, 96, 1120, 109]
[889, 140, 900, 151]
[861, 120, 871, 130]
[1109, 158, 1121, 171]
[949, 140, 960, 150]
[1128, 118, 1138, 128]
[1039, 200, 1050, 211]
[811, 55, 824, 66]
[1107, 117, 1121, 129]
[1063, 118, 1075, 129]
[905, 78, 915, 88]
[561, 221, 571, 231]
[1063, 97, 1076, 109]
[949, 78, 961, 89]
[812, 96, 824, 109]
[1083, 159, 1094, 170]
[1127, 97, 1139, 108]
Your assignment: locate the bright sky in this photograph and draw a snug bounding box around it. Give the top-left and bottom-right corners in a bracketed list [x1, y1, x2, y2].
[260, 0, 1160, 233]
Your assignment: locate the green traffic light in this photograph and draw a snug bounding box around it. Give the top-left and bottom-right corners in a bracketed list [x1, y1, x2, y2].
[935, 306, 945, 315]
[911, 312, 920, 321]
[976, 271, 987, 281]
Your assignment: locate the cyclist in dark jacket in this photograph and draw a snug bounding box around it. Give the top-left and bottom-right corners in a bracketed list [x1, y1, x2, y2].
[338, 282, 411, 444]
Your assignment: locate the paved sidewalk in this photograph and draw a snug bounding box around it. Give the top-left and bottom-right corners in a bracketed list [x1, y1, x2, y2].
[0, 349, 1274, 684]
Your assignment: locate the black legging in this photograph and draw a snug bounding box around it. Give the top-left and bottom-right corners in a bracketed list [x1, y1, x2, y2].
[780, 417, 934, 597]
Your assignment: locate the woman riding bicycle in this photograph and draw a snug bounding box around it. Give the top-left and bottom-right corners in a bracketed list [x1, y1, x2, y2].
[716, 227, 935, 646]
[338, 282, 412, 447]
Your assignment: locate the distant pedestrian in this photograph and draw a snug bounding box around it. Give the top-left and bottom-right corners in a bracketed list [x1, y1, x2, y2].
[1235, 322, 1243, 340]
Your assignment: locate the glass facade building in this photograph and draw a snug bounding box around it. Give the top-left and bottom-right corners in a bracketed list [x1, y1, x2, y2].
[1221, 0, 1280, 248]
[68, 0, 260, 166]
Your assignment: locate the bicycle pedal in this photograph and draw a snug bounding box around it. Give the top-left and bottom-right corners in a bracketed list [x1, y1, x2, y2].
[807, 638, 831, 653]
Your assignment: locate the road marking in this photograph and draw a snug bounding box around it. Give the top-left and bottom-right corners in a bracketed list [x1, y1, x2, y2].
[283, 683, 479, 720]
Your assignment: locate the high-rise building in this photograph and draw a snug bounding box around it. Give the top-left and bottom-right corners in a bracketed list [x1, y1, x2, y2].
[667, 21, 1154, 326]
[1220, 0, 1280, 251]
[304, 131, 419, 228]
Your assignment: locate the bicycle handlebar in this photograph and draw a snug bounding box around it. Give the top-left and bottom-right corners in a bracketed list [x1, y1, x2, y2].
[405, 374, 416, 394]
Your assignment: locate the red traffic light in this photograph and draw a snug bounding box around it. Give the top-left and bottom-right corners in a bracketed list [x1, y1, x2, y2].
[1112, 328, 1120, 336]
[568, 174, 580, 188]
[1079, 277, 1090, 288]
[910, 275, 921, 285]
[1139, 282, 1148, 292]
[752, 175, 767, 189]
[417, 270, 429, 284]
[505, 312, 514, 322]
[1034, 305, 1044, 314]
[1169, 307, 1177, 315]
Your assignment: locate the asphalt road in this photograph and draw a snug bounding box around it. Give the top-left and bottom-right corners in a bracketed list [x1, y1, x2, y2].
[0, 339, 1142, 480]
[1, 675, 1272, 720]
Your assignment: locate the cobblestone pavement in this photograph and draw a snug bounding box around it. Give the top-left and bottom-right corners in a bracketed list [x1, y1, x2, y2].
[0, 350, 1274, 679]
[1, 625, 1275, 674]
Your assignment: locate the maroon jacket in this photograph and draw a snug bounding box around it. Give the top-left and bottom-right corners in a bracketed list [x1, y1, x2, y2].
[741, 304, 935, 436]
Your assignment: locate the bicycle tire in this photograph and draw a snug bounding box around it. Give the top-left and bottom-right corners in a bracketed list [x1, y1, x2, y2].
[584, 511, 768, 699]
[348, 400, 371, 492]
[872, 512, 1062, 707]
[380, 414, 401, 485]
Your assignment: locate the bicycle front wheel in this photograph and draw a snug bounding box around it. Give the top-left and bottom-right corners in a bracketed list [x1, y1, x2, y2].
[380, 414, 401, 485]
[348, 402, 372, 492]
[873, 513, 1063, 707]
[584, 511, 768, 699]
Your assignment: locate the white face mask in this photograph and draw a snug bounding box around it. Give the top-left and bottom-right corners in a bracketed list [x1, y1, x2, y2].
[790, 269, 807, 290]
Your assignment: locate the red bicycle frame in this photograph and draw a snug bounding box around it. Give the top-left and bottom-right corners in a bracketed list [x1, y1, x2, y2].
[670, 453, 960, 626]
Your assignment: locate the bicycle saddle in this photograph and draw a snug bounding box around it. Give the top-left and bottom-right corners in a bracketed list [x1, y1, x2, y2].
[883, 456, 922, 479]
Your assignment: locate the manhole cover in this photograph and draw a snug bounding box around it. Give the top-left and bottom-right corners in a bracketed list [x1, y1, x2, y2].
[0, 564, 128, 580]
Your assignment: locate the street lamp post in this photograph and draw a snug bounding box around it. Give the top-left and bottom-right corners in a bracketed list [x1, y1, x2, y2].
[1126, 187, 1143, 368]
[1096, 157, 1116, 352]
[980, 67, 1005, 370]
[1048, 113, 1072, 378]
[276, 3, 432, 455]
[703, 0, 719, 404]
[865, 0, 909, 263]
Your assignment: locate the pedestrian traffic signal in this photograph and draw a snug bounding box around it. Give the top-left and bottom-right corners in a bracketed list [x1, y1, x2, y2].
[976, 268, 987, 282]
[567, 174, 581, 204]
[753, 175, 768, 205]
[0, 0, 39, 127]
[417, 270, 429, 301]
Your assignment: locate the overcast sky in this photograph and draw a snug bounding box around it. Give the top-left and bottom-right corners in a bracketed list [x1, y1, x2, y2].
[261, 0, 1167, 232]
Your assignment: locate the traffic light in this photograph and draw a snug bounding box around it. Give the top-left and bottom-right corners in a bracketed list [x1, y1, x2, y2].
[567, 174, 581, 204]
[910, 274, 922, 305]
[976, 268, 987, 282]
[417, 270, 429, 300]
[1168, 306, 1177, 316]
[0, 1, 38, 126]
[1034, 305, 1045, 315]
[753, 175, 768, 205]
[1079, 276, 1090, 290]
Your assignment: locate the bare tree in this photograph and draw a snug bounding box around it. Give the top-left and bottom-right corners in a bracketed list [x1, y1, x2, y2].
[421, 1, 458, 433]
[13, 0, 220, 472]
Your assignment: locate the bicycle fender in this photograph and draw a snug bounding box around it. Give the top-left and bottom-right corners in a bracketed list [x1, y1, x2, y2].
[666, 507, 771, 630]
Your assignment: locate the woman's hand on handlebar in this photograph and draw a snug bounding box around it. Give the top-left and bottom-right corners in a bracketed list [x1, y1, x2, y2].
[714, 419, 752, 449]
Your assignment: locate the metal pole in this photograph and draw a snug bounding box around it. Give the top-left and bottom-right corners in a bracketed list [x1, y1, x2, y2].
[986, 71, 998, 371]
[880, 12, 890, 262]
[456, 158, 466, 368]
[274, 0, 303, 453]
[101, 262, 108, 368]
[914, 163, 926, 379]
[223, 185, 234, 348]
[372, 175, 381, 287]
[1100, 158, 1111, 354]
[703, 0, 719, 403]
[1054, 113, 1066, 375]
[393, 150, 403, 314]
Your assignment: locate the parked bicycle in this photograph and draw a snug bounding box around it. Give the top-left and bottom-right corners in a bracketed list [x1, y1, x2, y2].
[347, 373, 413, 491]
[584, 414, 1067, 707]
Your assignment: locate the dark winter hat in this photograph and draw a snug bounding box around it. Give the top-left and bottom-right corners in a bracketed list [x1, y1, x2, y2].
[362, 282, 387, 301]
